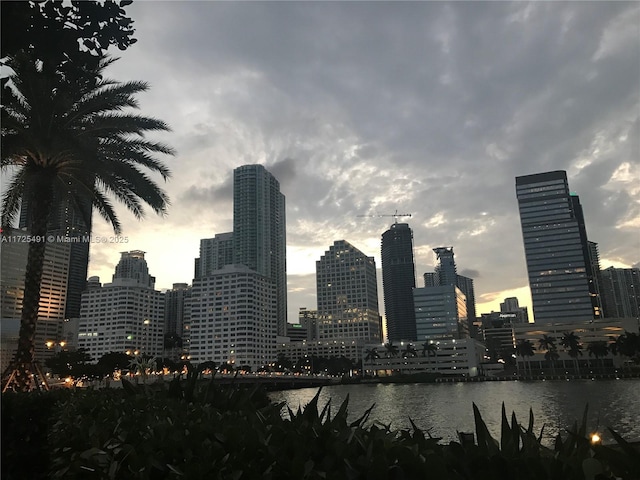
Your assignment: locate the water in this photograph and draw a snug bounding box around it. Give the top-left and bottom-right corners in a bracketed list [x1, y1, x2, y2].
[269, 379, 640, 445]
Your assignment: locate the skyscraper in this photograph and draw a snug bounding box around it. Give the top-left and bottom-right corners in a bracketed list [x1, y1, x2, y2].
[516, 171, 601, 323]
[19, 194, 90, 319]
[316, 240, 381, 342]
[233, 165, 287, 335]
[413, 285, 468, 341]
[600, 267, 640, 319]
[433, 247, 457, 287]
[424, 247, 477, 332]
[197, 233, 234, 279]
[1, 227, 71, 370]
[381, 223, 417, 341]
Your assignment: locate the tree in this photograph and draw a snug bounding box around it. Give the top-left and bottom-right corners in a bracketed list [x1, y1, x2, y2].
[515, 339, 535, 375]
[586, 341, 609, 374]
[384, 342, 399, 358]
[402, 344, 418, 358]
[612, 332, 640, 370]
[163, 333, 183, 361]
[1, 55, 174, 392]
[2, 1, 137, 82]
[364, 348, 380, 362]
[276, 353, 292, 371]
[45, 348, 92, 378]
[421, 342, 438, 358]
[97, 351, 132, 377]
[538, 335, 558, 374]
[128, 355, 156, 383]
[560, 331, 583, 375]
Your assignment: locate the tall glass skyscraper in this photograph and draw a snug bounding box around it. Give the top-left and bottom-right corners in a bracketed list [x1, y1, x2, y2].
[516, 170, 601, 323]
[381, 223, 417, 341]
[233, 165, 287, 335]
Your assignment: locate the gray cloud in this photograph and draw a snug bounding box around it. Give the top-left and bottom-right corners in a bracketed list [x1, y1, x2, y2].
[84, 1, 639, 323]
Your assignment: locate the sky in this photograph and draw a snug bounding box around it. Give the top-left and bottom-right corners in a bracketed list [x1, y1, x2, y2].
[84, 1, 639, 325]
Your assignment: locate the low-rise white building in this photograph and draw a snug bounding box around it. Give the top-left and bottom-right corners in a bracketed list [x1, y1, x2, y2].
[362, 338, 487, 377]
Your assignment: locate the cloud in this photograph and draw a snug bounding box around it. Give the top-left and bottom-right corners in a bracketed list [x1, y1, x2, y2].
[80, 1, 639, 325]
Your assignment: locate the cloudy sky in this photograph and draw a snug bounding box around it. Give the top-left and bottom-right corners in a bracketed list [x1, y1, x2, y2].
[87, 1, 639, 324]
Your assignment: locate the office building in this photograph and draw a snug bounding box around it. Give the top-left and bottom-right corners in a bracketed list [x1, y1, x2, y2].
[316, 240, 381, 342]
[1, 227, 71, 370]
[423, 247, 477, 334]
[413, 285, 468, 341]
[600, 267, 640, 319]
[188, 264, 277, 370]
[233, 165, 287, 335]
[381, 223, 417, 341]
[20, 194, 90, 319]
[516, 171, 602, 323]
[78, 251, 164, 360]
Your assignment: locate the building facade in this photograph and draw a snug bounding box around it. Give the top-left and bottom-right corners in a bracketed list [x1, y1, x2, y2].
[164, 282, 190, 346]
[516, 171, 602, 323]
[362, 338, 486, 377]
[188, 265, 277, 370]
[197, 233, 234, 279]
[600, 267, 640, 319]
[413, 285, 468, 341]
[1, 228, 71, 370]
[20, 194, 91, 320]
[233, 165, 287, 335]
[78, 251, 164, 360]
[316, 240, 381, 342]
[381, 223, 417, 342]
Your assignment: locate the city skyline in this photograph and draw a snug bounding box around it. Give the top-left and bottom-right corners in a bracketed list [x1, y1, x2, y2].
[50, 2, 636, 323]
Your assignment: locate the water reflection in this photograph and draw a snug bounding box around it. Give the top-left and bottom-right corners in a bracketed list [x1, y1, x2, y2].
[269, 379, 640, 445]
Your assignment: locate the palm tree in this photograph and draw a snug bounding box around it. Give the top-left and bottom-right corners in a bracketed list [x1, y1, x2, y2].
[560, 331, 583, 375]
[421, 342, 438, 358]
[364, 348, 380, 362]
[538, 334, 558, 374]
[402, 344, 418, 358]
[1, 55, 174, 392]
[586, 341, 609, 374]
[612, 332, 640, 371]
[384, 342, 399, 358]
[515, 339, 535, 375]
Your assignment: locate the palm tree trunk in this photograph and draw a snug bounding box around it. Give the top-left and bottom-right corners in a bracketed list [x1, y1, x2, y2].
[3, 186, 53, 392]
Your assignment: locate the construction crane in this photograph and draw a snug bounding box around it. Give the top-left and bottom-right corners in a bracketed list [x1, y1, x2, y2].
[357, 210, 412, 223]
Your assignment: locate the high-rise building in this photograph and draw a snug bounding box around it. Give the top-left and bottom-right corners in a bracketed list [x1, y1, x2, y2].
[424, 247, 477, 333]
[516, 171, 601, 323]
[299, 307, 319, 341]
[381, 223, 417, 341]
[164, 283, 190, 337]
[78, 251, 164, 360]
[413, 285, 468, 341]
[1, 227, 71, 371]
[600, 267, 640, 319]
[189, 265, 277, 370]
[233, 165, 287, 335]
[499, 297, 529, 323]
[316, 240, 381, 342]
[197, 233, 234, 279]
[433, 247, 457, 287]
[19, 194, 90, 319]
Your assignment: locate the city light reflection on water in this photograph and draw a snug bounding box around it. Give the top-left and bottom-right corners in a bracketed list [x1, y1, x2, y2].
[269, 379, 640, 446]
